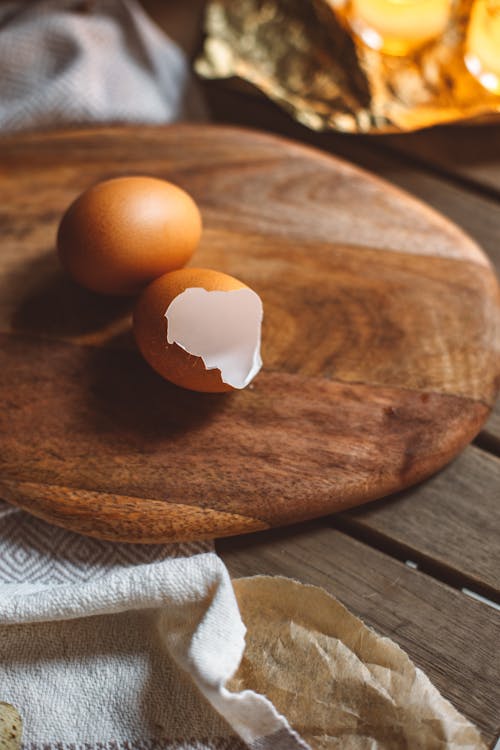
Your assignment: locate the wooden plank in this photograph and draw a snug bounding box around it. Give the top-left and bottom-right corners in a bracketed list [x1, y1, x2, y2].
[379, 125, 500, 198]
[338, 445, 500, 599]
[217, 524, 500, 744]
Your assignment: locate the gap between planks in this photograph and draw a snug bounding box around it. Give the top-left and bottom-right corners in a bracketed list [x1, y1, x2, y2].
[332, 514, 500, 606]
[335, 444, 500, 603]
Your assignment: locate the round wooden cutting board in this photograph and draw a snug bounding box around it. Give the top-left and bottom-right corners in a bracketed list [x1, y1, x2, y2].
[1, 125, 499, 543]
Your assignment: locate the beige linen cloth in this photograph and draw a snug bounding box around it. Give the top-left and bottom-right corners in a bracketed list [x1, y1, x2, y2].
[0, 2, 489, 748]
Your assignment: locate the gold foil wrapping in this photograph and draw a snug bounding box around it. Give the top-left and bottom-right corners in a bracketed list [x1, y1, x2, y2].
[195, 0, 500, 133]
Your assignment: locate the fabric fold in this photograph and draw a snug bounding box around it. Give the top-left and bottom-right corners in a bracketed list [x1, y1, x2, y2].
[0, 0, 190, 132]
[0, 501, 309, 750]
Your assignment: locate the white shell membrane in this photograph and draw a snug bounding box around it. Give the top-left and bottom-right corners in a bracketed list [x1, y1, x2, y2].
[165, 287, 263, 389]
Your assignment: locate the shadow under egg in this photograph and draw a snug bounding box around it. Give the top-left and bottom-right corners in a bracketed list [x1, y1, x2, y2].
[10, 250, 133, 339]
[80, 333, 232, 442]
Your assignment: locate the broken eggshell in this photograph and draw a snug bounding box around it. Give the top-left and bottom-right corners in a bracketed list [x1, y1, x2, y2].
[133, 268, 263, 393]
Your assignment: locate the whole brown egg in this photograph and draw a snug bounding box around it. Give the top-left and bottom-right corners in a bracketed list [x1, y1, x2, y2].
[57, 176, 202, 295]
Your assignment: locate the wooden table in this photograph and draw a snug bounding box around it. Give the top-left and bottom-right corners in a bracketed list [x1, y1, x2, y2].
[199, 83, 500, 747]
[2, 0, 499, 743]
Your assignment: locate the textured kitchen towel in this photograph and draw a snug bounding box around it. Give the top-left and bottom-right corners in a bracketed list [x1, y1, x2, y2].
[0, 0, 196, 132]
[0, 501, 309, 750]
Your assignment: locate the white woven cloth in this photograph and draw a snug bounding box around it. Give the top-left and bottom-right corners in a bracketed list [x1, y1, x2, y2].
[0, 501, 308, 749]
[0, 0, 194, 132]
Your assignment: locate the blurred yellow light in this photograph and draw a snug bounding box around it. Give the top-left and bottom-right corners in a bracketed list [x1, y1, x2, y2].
[465, 0, 500, 95]
[345, 0, 453, 55]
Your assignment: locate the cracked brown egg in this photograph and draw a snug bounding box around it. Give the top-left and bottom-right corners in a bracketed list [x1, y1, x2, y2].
[57, 176, 202, 295]
[133, 268, 263, 393]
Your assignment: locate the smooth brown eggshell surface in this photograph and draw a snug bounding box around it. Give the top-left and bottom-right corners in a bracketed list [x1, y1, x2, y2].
[134, 268, 248, 393]
[57, 176, 202, 295]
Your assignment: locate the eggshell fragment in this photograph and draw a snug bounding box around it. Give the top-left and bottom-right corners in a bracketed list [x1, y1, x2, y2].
[57, 176, 202, 295]
[133, 268, 263, 393]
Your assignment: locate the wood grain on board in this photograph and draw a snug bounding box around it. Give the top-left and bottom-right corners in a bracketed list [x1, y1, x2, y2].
[0, 125, 499, 542]
[203, 84, 500, 439]
[203, 87, 500, 273]
[217, 525, 500, 744]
